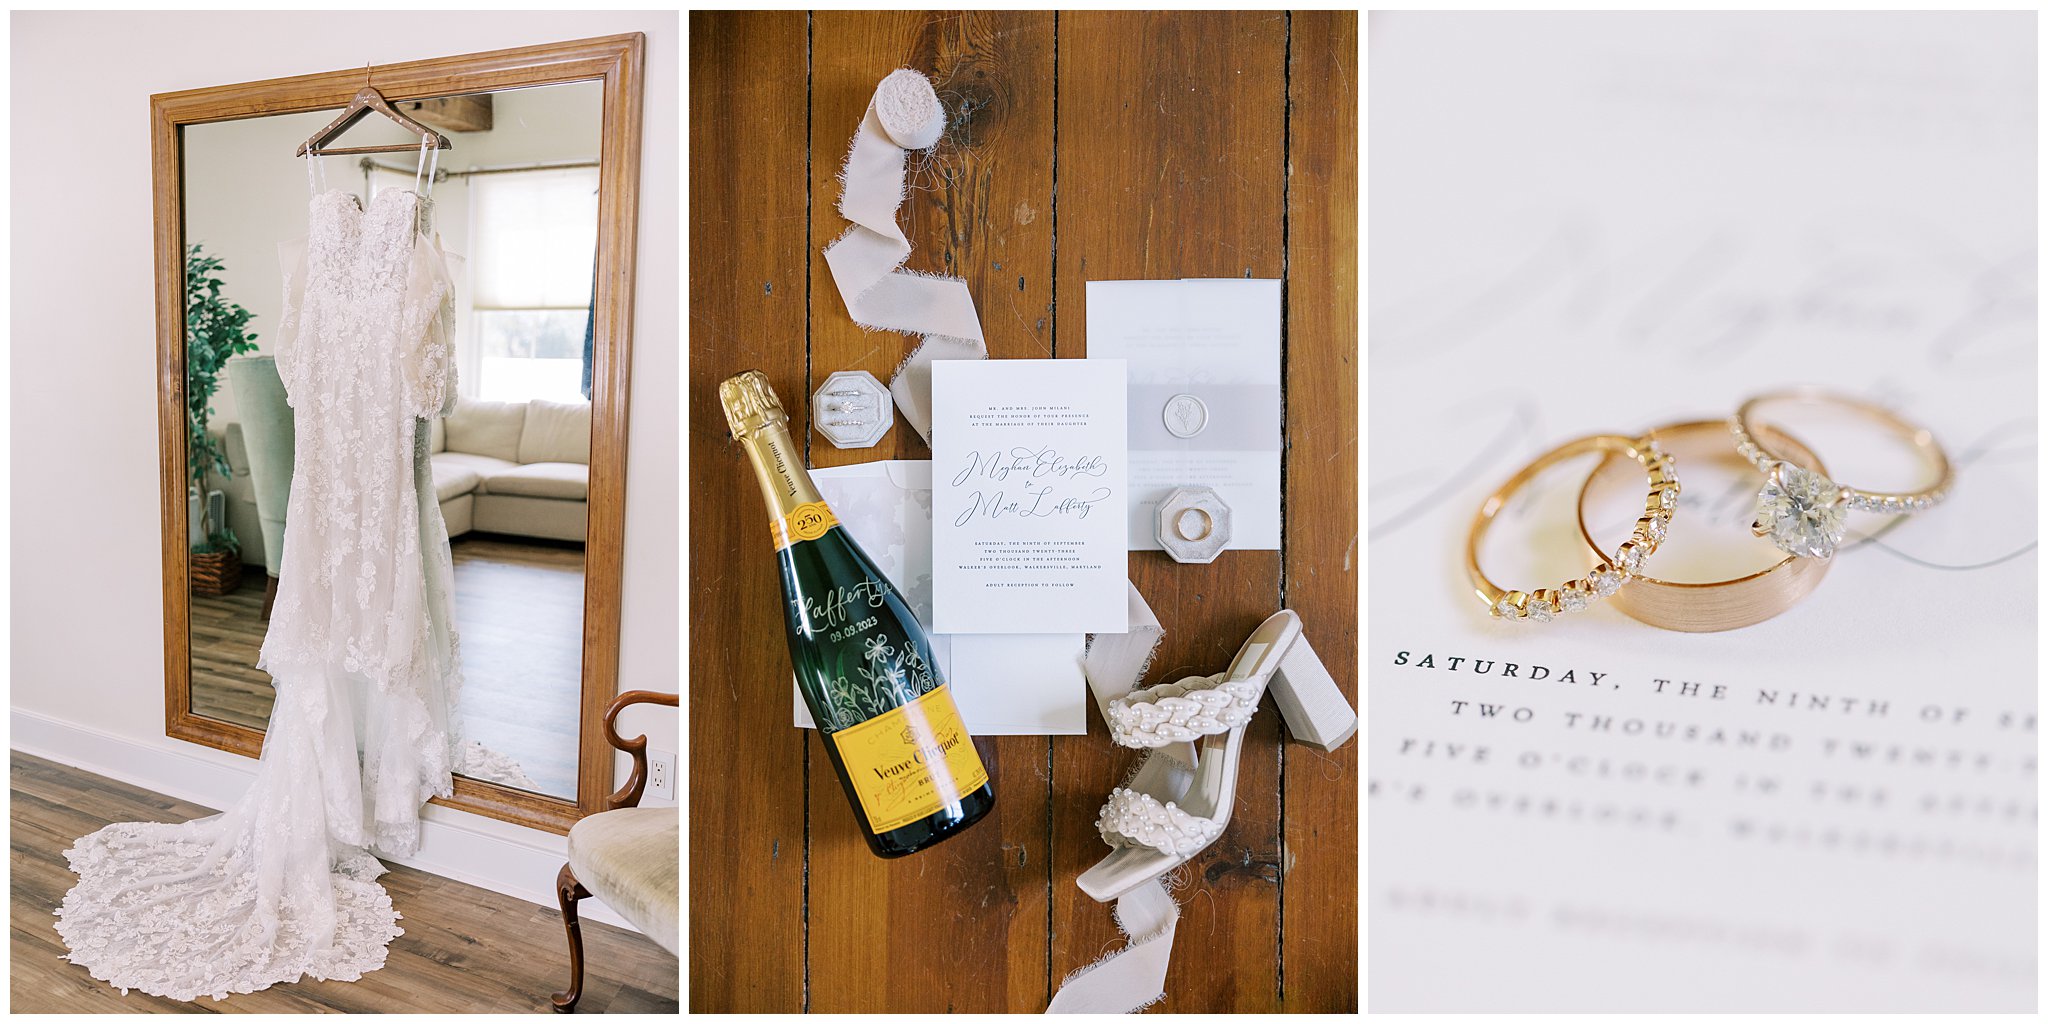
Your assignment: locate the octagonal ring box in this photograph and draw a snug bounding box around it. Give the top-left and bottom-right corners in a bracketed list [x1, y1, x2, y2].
[812, 370, 894, 449]
[1157, 485, 1232, 564]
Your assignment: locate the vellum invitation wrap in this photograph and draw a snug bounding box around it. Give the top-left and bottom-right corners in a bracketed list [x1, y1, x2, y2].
[1086, 279, 1282, 550]
[1370, 13, 2035, 1011]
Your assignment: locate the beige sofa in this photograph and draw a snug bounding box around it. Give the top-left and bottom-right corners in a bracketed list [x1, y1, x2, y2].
[430, 397, 591, 543]
[216, 396, 590, 569]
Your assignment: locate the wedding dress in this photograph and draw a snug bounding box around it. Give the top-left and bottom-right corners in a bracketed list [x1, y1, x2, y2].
[57, 186, 466, 1001]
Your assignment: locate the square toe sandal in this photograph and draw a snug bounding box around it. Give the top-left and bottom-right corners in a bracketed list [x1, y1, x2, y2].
[1076, 609, 1356, 902]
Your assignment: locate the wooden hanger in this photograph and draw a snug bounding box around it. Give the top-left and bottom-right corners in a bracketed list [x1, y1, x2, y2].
[297, 85, 452, 157]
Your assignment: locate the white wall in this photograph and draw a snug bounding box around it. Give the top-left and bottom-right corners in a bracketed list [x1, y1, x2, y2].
[8, 10, 678, 915]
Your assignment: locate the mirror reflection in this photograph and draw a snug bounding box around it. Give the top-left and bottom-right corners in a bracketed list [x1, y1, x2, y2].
[181, 80, 603, 801]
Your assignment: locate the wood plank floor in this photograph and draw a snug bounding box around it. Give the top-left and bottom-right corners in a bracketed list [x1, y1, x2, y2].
[188, 534, 584, 799]
[8, 752, 677, 1014]
[688, 11, 1357, 1012]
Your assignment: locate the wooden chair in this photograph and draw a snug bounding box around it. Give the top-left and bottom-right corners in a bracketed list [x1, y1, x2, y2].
[552, 689, 679, 1012]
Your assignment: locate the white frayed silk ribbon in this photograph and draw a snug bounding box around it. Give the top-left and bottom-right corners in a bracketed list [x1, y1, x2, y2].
[1047, 583, 1186, 1014]
[824, 69, 987, 443]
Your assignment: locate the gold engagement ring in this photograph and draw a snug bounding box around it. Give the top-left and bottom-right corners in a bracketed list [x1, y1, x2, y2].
[1731, 387, 1953, 560]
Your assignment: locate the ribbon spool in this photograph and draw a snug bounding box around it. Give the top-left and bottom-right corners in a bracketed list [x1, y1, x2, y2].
[872, 68, 945, 149]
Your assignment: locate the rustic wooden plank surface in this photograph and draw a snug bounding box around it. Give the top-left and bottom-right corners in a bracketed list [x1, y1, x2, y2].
[9, 753, 677, 1014]
[688, 10, 1356, 1012]
[1280, 10, 1361, 1011]
[803, 10, 1057, 1014]
[685, 10, 809, 1014]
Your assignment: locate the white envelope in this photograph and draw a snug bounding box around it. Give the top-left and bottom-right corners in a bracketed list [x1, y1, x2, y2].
[792, 460, 1087, 735]
[1086, 279, 1283, 551]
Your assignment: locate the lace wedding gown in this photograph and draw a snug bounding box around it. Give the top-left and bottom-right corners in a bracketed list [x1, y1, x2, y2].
[57, 188, 466, 1001]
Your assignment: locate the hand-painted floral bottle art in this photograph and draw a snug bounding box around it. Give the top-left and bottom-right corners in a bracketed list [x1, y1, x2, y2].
[720, 370, 994, 856]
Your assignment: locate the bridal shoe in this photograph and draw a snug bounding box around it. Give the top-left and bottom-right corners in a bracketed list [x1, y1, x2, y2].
[1077, 609, 1356, 902]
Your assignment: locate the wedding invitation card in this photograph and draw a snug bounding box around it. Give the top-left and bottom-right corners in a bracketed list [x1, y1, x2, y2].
[930, 358, 1129, 635]
[1086, 278, 1282, 551]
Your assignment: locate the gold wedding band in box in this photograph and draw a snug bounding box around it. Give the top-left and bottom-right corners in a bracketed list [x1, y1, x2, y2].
[1467, 388, 1953, 632]
[1157, 486, 1232, 563]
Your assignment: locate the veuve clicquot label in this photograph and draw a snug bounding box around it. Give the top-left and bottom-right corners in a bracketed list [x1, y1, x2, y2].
[831, 684, 987, 832]
[720, 369, 994, 856]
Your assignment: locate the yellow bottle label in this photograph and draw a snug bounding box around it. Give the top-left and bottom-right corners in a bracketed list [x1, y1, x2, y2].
[770, 501, 839, 550]
[829, 683, 989, 834]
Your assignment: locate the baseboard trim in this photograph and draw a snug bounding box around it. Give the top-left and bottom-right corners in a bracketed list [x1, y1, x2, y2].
[9, 707, 638, 933]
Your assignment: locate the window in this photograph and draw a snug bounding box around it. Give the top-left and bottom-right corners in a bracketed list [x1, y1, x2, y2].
[468, 167, 600, 403]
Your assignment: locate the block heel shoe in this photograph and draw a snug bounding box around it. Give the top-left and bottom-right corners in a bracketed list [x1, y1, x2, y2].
[1076, 609, 1355, 902]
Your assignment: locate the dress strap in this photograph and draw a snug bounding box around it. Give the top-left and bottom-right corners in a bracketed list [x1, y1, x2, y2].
[413, 135, 440, 199]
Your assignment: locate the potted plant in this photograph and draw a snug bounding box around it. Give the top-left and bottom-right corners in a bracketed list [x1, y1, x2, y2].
[186, 244, 259, 597]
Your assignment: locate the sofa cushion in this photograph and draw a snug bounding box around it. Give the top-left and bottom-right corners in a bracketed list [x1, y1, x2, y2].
[474, 494, 586, 542]
[429, 416, 446, 454]
[567, 807, 678, 955]
[518, 399, 592, 466]
[430, 460, 482, 503]
[441, 492, 473, 538]
[443, 397, 525, 463]
[480, 461, 588, 501]
[434, 451, 521, 478]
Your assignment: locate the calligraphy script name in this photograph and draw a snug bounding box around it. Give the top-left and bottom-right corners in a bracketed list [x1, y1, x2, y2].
[800, 579, 893, 631]
[950, 446, 1113, 526]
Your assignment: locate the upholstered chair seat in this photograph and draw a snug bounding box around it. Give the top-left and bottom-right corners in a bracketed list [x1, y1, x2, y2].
[565, 806, 678, 956]
[552, 689, 679, 1012]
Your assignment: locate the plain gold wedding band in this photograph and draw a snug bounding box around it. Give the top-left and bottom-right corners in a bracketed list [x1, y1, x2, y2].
[1577, 419, 1831, 633]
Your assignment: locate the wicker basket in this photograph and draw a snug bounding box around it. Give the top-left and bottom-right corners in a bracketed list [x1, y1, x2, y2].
[190, 547, 243, 597]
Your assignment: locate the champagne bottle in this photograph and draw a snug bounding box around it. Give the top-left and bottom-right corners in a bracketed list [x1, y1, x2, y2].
[720, 370, 994, 858]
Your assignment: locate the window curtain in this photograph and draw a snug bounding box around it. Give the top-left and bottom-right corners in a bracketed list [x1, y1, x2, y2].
[582, 262, 595, 400]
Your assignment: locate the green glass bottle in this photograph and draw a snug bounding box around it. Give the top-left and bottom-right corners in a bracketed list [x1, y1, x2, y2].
[720, 370, 994, 858]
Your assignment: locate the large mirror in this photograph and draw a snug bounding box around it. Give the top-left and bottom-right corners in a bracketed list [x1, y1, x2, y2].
[155, 36, 643, 832]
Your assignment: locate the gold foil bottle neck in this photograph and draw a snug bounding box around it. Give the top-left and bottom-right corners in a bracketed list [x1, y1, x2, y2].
[720, 370, 790, 438]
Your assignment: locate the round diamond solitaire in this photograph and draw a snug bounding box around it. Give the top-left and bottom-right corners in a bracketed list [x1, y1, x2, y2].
[1729, 389, 1953, 552]
[1751, 461, 1846, 559]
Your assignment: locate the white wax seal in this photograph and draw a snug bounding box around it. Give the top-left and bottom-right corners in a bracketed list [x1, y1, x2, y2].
[1163, 393, 1208, 439]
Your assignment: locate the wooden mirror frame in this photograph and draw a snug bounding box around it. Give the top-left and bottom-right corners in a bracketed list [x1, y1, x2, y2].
[152, 34, 644, 835]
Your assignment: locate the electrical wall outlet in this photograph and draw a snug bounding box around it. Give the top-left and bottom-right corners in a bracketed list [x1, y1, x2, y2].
[647, 749, 675, 801]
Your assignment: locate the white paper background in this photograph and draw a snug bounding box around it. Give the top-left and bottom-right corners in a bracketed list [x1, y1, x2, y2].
[1369, 12, 2036, 1011]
